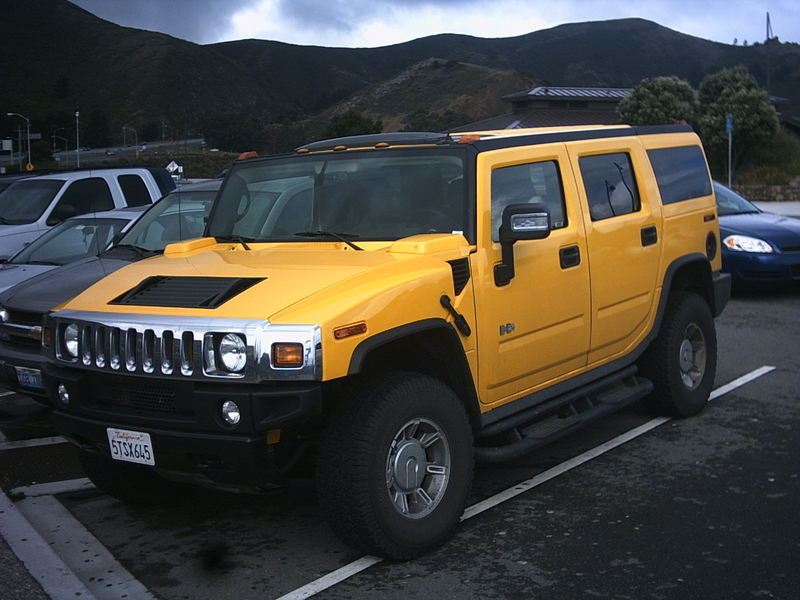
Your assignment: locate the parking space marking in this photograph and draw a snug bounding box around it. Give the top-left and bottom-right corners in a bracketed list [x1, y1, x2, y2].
[0, 489, 97, 600]
[0, 390, 16, 397]
[0, 435, 67, 451]
[11, 477, 93, 498]
[16, 494, 157, 600]
[275, 365, 776, 600]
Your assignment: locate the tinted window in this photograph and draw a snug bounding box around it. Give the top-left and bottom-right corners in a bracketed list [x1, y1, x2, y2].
[50, 178, 114, 223]
[118, 174, 151, 206]
[579, 153, 640, 221]
[648, 146, 712, 205]
[491, 160, 566, 241]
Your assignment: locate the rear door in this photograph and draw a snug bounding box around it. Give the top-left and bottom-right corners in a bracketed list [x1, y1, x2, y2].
[566, 138, 663, 364]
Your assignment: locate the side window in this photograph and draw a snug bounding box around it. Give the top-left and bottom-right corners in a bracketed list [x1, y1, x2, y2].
[579, 153, 640, 221]
[118, 174, 152, 207]
[49, 178, 114, 224]
[647, 146, 712, 205]
[491, 160, 566, 242]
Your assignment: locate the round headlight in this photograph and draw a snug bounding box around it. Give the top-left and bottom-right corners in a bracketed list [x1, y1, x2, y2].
[221, 400, 241, 425]
[64, 323, 80, 358]
[219, 333, 247, 372]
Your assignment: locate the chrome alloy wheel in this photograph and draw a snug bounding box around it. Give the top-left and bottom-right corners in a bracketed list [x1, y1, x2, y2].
[678, 322, 707, 390]
[386, 418, 451, 519]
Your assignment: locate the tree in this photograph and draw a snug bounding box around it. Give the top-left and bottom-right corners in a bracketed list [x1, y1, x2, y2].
[617, 76, 698, 126]
[322, 110, 382, 139]
[200, 112, 266, 152]
[695, 66, 779, 174]
[402, 109, 472, 132]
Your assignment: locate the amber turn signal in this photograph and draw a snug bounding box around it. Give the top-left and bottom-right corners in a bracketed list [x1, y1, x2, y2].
[272, 342, 304, 367]
[333, 322, 367, 340]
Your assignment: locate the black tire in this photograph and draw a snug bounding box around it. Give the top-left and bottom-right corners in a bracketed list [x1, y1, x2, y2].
[639, 292, 717, 417]
[317, 372, 474, 560]
[79, 450, 186, 505]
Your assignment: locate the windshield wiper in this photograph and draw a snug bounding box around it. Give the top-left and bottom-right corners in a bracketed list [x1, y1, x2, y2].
[214, 234, 253, 251]
[104, 244, 156, 259]
[24, 260, 61, 266]
[295, 231, 364, 251]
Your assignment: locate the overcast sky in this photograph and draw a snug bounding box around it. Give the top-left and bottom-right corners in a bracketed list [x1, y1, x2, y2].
[69, 0, 798, 47]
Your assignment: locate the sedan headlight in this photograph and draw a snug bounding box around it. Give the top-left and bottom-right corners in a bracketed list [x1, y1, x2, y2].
[218, 333, 247, 372]
[722, 234, 774, 253]
[64, 323, 80, 358]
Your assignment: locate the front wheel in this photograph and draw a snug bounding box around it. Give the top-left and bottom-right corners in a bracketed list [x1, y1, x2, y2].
[317, 373, 474, 560]
[640, 292, 717, 417]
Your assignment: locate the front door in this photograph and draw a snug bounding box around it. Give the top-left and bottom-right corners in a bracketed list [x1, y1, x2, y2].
[473, 143, 591, 408]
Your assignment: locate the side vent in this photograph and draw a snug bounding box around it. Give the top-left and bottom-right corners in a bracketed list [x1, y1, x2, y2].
[110, 276, 265, 309]
[447, 258, 471, 296]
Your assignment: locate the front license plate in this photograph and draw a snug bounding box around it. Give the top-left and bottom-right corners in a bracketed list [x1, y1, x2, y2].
[15, 367, 44, 390]
[107, 428, 155, 466]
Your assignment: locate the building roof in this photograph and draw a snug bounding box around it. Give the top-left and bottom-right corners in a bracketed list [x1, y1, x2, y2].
[503, 86, 633, 102]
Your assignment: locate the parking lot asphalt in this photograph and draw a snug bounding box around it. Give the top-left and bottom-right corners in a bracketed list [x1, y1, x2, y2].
[0, 285, 798, 600]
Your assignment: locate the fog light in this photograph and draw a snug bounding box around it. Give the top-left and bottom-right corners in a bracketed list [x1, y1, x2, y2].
[57, 384, 70, 406]
[221, 400, 241, 425]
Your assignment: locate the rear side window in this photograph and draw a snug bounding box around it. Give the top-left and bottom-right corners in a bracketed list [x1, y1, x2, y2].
[118, 174, 152, 206]
[491, 160, 566, 241]
[579, 153, 640, 221]
[50, 178, 114, 223]
[647, 146, 712, 205]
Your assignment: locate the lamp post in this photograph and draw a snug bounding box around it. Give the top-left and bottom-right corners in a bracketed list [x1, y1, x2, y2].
[6, 112, 31, 171]
[75, 110, 80, 168]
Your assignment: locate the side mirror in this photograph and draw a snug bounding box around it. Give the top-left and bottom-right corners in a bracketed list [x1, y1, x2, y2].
[495, 203, 551, 286]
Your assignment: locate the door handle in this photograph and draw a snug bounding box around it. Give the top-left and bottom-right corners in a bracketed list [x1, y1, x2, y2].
[559, 245, 580, 269]
[641, 225, 658, 246]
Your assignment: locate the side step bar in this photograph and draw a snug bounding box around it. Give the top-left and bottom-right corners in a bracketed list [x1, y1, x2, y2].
[475, 368, 653, 463]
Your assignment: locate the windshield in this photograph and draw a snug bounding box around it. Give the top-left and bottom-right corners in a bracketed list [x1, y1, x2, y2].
[0, 179, 65, 224]
[714, 182, 760, 216]
[206, 148, 467, 242]
[118, 187, 216, 251]
[10, 217, 129, 265]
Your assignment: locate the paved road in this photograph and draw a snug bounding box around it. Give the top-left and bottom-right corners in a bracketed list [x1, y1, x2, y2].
[754, 200, 800, 216]
[1, 288, 798, 599]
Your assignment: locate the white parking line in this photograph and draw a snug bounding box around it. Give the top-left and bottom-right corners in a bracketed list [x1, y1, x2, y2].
[16, 494, 157, 600]
[0, 435, 67, 451]
[0, 489, 97, 600]
[0, 390, 16, 397]
[11, 477, 94, 498]
[274, 365, 776, 600]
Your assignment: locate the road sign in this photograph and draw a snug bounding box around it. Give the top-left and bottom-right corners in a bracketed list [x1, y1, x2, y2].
[725, 114, 734, 134]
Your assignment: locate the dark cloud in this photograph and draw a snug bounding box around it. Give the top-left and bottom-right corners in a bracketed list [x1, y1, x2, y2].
[70, 0, 252, 43]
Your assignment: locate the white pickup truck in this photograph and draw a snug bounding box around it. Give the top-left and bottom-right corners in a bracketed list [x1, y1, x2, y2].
[0, 167, 175, 259]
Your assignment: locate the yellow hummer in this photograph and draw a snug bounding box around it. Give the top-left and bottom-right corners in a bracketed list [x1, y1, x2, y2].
[43, 125, 730, 559]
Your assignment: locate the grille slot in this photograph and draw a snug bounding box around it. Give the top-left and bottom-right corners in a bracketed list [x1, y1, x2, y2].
[448, 258, 471, 296]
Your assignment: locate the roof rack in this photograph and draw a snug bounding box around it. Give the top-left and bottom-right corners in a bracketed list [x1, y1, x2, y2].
[295, 131, 453, 153]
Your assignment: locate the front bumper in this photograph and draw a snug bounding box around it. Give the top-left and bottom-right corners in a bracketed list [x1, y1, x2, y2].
[0, 340, 47, 398]
[44, 363, 323, 487]
[722, 250, 800, 286]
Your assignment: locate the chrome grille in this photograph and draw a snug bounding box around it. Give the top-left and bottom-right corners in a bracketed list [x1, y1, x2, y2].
[63, 322, 201, 378]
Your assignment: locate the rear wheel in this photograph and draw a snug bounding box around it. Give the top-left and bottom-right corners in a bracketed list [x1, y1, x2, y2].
[640, 292, 717, 417]
[317, 372, 474, 559]
[79, 450, 186, 505]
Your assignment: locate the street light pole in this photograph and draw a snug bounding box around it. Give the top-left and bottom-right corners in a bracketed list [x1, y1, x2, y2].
[6, 112, 31, 171]
[75, 110, 80, 168]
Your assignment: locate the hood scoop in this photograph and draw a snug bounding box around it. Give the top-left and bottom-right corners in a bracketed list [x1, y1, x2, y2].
[110, 276, 265, 309]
